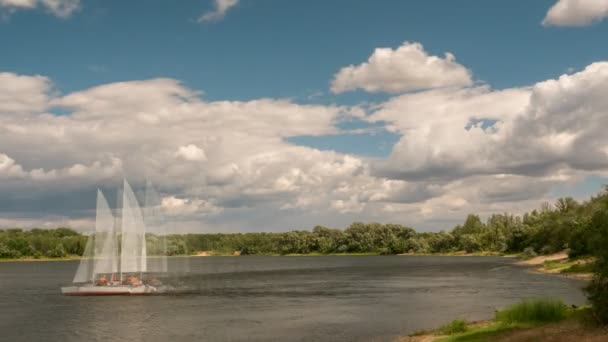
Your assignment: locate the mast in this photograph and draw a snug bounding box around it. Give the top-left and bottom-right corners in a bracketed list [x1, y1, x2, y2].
[116, 186, 123, 282]
[120, 179, 147, 280]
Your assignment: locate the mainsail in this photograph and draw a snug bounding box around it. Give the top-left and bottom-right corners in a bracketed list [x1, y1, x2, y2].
[120, 179, 147, 274]
[92, 190, 117, 276]
[144, 180, 168, 273]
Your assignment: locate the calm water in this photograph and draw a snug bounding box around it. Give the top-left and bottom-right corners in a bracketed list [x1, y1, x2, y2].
[0, 256, 586, 342]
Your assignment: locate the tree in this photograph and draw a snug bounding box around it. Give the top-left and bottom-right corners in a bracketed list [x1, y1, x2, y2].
[584, 199, 608, 324]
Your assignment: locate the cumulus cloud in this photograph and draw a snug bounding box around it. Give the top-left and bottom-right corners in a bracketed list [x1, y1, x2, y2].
[0, 72, 390, 231]
[198, 0, 238, 23]
[370, 62, 608, 194]
[0, 72, 52, 114]
[330, 42, 473, 94]
[543, 0, 608, 26]
[0, 0, 80, 18]
[2, 59, 608, 232]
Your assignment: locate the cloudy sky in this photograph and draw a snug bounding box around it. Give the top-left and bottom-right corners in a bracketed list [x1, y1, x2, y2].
[1, 0, 608, 232]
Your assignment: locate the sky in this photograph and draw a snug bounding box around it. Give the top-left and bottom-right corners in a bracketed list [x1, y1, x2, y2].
[2, 0, 608, 233]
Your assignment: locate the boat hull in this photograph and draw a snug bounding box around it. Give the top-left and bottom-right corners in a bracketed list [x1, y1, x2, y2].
[61, 285, 157, 296]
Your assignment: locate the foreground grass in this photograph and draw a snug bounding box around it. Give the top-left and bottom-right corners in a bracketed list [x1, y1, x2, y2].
[403, 299, 604, 342]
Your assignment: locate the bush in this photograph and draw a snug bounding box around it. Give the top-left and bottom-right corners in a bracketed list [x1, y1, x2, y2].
[495, 298, 569, 324]
[584, 202, 608, 324]
[46, 243, 66, 258]
[585, 278, 608, 325]
[0, 243, 21, 258]
[521, 247, 537, 259]
[439, 319, 467, 335]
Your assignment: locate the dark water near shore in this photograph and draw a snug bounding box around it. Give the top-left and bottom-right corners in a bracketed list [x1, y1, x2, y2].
[0, 256, 586, 342]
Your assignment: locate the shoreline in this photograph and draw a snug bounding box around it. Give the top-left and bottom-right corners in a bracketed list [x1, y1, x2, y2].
[0, 248, 595, 282]
[513, 252, 593, 281]
[399, 306, 606, 342]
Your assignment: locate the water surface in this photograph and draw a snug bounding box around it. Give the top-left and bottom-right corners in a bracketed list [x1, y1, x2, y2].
[0, 256, 586, 341]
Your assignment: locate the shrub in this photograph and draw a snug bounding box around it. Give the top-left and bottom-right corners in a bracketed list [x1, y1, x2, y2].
[0, 243, 21, 258]
[439, 319, 467, 335]
[521, 247, 537, 259]
[495, 298, 568, 324]
[585, 279, 608, 325]
[584, 202, 608, 324]
[46, 243, 66, 258]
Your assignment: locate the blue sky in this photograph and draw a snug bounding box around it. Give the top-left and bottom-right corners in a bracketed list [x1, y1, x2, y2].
[3, 0, 608, 98]
[3, 0, 607, 158]
[1, 0, 608, 231]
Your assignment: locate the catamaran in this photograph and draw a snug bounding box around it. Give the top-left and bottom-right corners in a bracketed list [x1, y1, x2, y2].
[61, 179, 163, 296]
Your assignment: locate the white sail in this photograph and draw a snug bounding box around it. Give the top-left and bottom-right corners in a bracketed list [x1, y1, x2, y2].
[144, 180, 168, 273]
[92, 190, 116, 275]
[120, 179, 147, 274]
[73, 231, 94, 283]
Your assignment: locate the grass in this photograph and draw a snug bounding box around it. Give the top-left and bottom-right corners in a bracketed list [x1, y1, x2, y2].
[495, 298, 569, 324]
[427, 299, 573, 342]
[561, 262, 594, 273]
[542, 257, 594, 275]
[438, 320, 468, 335]
[436, 324, 522, 342]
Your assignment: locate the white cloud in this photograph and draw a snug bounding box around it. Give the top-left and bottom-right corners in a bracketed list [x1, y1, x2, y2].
[198, 0, 239, 23]
[330, 42, 473, 94]
[0, 0, 80, 18]
[543, 0, 608, 27]
[2, 60, 608, 232]
[161, 196, 221, 217]
[0, 72, 51, 114]
[371, 62, 608, 186]
[176, 144, 207, 162]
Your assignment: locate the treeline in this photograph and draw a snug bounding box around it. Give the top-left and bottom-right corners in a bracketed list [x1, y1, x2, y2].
[0, 228, 87, 259]
[1, 189, 607, 259]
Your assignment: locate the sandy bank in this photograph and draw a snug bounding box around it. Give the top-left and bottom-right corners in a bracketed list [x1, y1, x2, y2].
[514, 251, 593, 280]
[515, 251, 568, 266]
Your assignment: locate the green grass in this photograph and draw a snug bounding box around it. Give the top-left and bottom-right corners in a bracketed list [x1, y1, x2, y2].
[495, 298, 569, 324]
[439, 320, 468, 335]
[561, 262, 594, 273]
[432, 299, 573, 342]
[542, 257, 594, 275]
[436, 324, 523, 342]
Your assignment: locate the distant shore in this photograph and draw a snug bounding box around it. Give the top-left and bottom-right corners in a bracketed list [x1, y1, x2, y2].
[0, 249, 596, 282]
[0, 255, 82, 262]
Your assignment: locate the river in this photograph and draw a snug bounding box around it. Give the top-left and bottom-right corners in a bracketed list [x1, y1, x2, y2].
[0, 256, 587, 341]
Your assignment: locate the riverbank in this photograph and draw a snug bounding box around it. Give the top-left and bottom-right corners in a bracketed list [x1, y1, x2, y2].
[515, 251, 593, 280]
[0, 255, 82, 262]
[400, 301, 607, 342]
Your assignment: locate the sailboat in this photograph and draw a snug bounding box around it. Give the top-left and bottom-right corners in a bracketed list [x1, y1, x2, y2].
[61, 180, 160, 295]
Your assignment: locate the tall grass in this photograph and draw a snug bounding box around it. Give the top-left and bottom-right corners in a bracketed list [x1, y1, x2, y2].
[495, 298, 569, 324]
